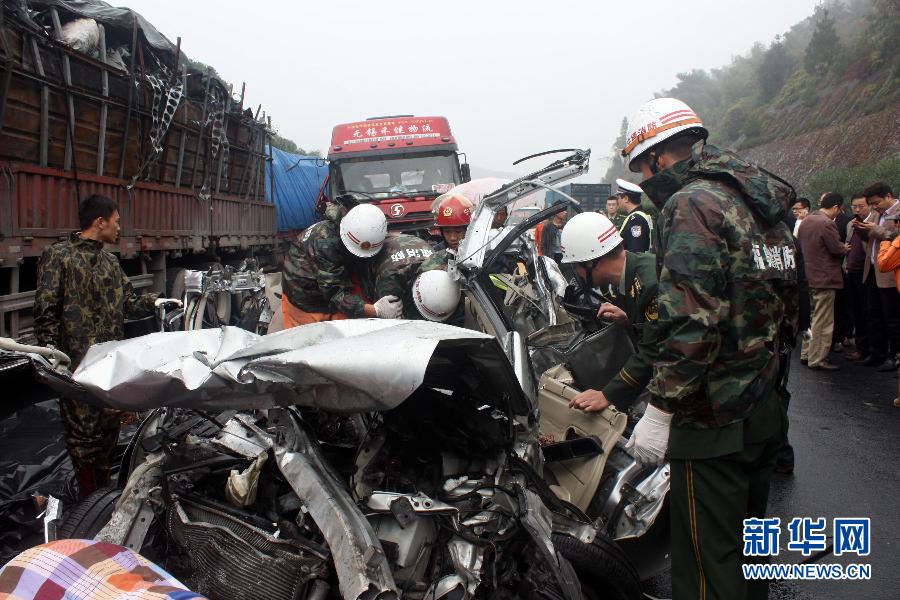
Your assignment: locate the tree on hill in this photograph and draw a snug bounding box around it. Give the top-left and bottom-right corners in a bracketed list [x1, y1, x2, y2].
[602, 117, 631, 183]
[758, 35, 795, 101]
[804, 5, 842, 74]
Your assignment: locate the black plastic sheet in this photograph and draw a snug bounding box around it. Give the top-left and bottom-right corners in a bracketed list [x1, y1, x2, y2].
[0, 401, 76, 564]
[27, 0, 178, 55]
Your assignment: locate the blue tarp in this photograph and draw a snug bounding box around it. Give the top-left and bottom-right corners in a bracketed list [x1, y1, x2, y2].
[267, 146, 328, 232]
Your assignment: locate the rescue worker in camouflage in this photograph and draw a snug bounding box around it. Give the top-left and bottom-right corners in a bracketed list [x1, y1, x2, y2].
[361, 234, 434, 320]
[33, 194, 161, 497]
[622, 98, 798, 600]
[281, 202, 402, 327]
[605, 195, 625, 230]
[558, 212, 660, 413]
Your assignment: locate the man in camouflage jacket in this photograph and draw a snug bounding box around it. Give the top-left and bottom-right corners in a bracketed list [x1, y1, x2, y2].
[623, 99, 798, 600]
[361, 234, 434, 320]
[33, 195, 158, 497]
[282, 203, 367, 321]
[281, 202, 400, 326]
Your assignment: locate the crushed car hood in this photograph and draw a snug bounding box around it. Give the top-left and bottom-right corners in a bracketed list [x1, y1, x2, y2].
[72, 320, 530, 417]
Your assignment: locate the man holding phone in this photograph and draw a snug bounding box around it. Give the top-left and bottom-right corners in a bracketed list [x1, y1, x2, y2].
[854, 182, 900, 371]
[844, 193, 871, 361]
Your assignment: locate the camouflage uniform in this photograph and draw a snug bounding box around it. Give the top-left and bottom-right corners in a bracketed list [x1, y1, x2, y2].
[281, 204, 368, 317]
[419, 248, 451, 274]
[361, 235, 434, 320]
[641, 142, 798, 600]
[601, 252, 660, 409]
[33, 232, 157, 490]
[609, 213, 626, 231]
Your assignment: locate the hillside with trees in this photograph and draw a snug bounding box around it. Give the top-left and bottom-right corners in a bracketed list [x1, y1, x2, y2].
[605, 0, 899, 199]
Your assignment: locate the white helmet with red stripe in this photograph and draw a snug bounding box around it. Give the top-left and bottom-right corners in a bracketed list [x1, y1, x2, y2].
[340, 203, 387, 257]
[559, 212, 622, 264]
[413, 269, 460, 322]
[622, 97, 708, 172]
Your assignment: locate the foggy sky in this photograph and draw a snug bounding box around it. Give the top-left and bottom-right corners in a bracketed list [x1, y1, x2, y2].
[120, 0, 820, 181]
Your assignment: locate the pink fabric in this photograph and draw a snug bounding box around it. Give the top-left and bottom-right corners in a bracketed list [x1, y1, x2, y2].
[0, 539, 206, 600]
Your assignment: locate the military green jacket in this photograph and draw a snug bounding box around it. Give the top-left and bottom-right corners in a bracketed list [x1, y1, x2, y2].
[281, 211, 368, 317]
[362, 234, 434, 319]
[601, 252, 660, 407]
[33, 233, 157, 367]
[419, 248, 451, 273]
[642, 143, 798, 440]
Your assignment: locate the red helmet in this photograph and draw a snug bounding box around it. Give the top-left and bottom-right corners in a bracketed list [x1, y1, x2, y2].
[434, 193, 473, 228]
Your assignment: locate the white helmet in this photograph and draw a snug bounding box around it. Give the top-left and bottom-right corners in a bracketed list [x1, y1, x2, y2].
[413, 270, 460, 322]
[622, 97, 708, 172]
[559, 212, 622, 264]
[340, 204, 388, 257]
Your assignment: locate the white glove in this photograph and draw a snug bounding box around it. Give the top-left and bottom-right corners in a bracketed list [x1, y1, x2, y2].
[373, 295, 403, 319]
[154, 297, 183, 308]
[625, 404, 673, 466]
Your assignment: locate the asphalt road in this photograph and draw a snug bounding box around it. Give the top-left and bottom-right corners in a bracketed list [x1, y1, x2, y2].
[644, 349, 900, 599]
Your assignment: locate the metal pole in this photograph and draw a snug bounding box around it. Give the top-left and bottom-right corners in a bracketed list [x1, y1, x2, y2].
[237, 103, 261, 197]
[174, 65, 188, 187]
[49, 8, 75, 172]
[189, 70, 212, 190]
[267, 117, 275, 204]
[96, 24, 109, 176]
[214, 83, 232, 194]
[117, 16, 139, 179]
[30, 38, 49, 167]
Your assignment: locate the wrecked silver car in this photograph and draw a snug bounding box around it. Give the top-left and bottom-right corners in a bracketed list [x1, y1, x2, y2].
[47, 312, 641, 600]
[451, 153, 671, 581]
[2, 151, 655, 599]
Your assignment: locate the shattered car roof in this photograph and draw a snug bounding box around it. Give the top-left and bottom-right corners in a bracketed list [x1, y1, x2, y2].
[72, 320, 529, 416]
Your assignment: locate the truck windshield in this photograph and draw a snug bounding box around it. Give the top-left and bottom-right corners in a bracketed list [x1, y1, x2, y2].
[334, 152, 460, 199]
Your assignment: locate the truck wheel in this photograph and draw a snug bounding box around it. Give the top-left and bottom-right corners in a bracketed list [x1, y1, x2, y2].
[165, 268, 186, 299]
[551, 532, 643, 600]
[57, 487, 121, 540]
[196, 262, 231, 325]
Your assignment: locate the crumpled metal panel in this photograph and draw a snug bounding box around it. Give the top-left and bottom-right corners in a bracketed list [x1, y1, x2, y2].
[276, 410, 398, 600]
[72, 320, 494, 412]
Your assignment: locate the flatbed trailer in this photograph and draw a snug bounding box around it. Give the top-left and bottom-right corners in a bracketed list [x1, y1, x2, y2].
[0, 0, 276, 340]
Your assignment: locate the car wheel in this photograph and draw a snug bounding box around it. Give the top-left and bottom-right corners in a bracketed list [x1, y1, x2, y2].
[552, 532, 643, 600]
[57, 487, 121, 540]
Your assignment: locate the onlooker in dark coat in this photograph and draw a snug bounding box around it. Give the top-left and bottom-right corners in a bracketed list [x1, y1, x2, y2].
[797, 193, 848, 370]
[844, 193, 871, 361]
[855, 181, 900, 371]
[830, 194, 853, 349]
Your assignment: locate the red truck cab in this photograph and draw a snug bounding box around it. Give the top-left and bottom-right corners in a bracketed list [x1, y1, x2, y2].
[323, 116, 470, 230]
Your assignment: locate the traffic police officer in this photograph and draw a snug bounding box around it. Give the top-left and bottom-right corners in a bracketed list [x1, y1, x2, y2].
[616, 178, 654, 253]
[622, 98, 797, 600]
[558, 212, 661, 413]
